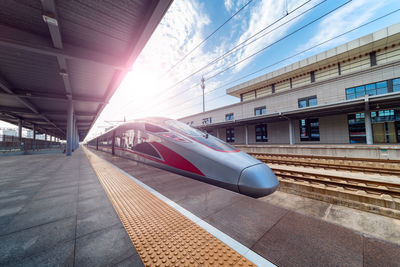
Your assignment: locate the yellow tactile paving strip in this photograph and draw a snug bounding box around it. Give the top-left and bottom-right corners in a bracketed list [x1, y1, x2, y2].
[84, 147, 254, 266]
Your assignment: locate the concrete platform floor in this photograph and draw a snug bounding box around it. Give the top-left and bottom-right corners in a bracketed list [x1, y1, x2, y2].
[261, 191, 400, 244]
[91, 148, 400, 267]
[0, 149, 143, 266]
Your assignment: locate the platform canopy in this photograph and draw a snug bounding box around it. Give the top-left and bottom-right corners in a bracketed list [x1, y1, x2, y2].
[0, 0, 172, 141]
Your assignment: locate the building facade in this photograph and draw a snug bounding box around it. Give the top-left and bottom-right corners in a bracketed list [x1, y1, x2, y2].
[179, 23, 400, 145]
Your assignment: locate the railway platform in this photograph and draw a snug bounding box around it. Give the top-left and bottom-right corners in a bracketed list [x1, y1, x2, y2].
[1, 148, 400, 266]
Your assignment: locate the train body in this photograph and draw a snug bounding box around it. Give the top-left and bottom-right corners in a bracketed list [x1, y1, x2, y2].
[87, 117, 279, 197]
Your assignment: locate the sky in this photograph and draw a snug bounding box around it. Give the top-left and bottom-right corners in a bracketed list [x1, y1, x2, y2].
[1, 0, 400, 140]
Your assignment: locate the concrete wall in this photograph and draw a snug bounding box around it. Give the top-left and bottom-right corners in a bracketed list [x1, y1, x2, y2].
[181, 61, 400, 127]
[236, 144, 400, 160]
[267, 121, 289, 144]
[213, 115, 350, 145]
[179, 30, 400, 146]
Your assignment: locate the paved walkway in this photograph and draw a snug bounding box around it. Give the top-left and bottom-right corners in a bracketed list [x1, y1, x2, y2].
[92, 148, 400, 267]
[0, 148, 142, 266]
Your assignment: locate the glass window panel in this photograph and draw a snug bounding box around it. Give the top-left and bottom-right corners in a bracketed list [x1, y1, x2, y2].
[355, 86, 365, 98]
[392, 78, 400, 91]
[346, 93, 355, 100]
[356, 86, 365, 92]
[298, 100, 307, 108]
[366, 89, 376, 96]
[308, 97, 317, 106]
[377, 87, 388, 95]
[261, 107, 266, 115]
[365, 84, 375, 90]
[346, 88, 355, 94]
[376, 81, 387, 88]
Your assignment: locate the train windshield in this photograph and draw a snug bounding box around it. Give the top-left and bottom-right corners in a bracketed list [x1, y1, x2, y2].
[164, 120, 238, 152]
[164, 120, 204, 136]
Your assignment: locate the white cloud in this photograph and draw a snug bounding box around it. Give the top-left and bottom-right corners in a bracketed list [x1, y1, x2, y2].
[224, 0, 315, 72]
[225, 0, 233, 11]
[298, 0, 385, 54]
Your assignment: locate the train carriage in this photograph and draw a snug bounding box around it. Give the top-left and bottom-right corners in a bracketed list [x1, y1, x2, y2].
[87, 117, 279, 198]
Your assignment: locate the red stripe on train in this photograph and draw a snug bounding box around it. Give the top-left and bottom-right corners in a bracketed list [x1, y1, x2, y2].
[115, 143, 204, 176]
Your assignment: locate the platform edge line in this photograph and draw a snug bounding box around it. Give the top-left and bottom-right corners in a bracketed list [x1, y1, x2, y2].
[102, 158, 275, 267]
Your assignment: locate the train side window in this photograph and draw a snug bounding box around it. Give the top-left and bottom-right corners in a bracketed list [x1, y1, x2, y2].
[132, 142, 161, 159]
[115, 136, 121, 147]
[145, 123, 168, 133]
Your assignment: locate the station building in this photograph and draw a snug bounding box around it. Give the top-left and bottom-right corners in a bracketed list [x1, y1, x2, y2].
[179, 23, 400, 146]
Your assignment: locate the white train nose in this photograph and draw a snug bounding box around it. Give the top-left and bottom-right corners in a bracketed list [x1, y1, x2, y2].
[238, 163, 279, 198]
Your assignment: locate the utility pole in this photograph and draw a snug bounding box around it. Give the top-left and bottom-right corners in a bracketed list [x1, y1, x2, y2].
[201, 76, 205, 112]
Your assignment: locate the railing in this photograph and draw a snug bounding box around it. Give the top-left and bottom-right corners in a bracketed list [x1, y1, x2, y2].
[0, 135, 63, 152]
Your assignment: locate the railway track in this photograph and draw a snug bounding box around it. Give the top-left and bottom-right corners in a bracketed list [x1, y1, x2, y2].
[250, 152, 400, 176]
[249, 152, 400, 218]
[271, 167, 400, 198]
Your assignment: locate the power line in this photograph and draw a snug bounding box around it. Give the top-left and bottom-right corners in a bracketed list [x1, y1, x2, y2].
[163, 0, 254, 75]
[116, 0, 325, 116]
[202, 0, 319, 76]
[163, 0, 322, 96]
[206, 0, 352, 81]
[142, 0, 351, 111]
[158, 8, 400, 117]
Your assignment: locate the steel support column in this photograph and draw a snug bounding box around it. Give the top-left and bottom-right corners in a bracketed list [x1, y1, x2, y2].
[33, 124, 37, 150]
[288, 119, 295, 145]
[18, 119, 22, 144]
[75, 125, 79, 150]
[365, 102, 373, 145]
[216, 128, 220, 139]
[245, 125, 249, 145]
[72, 115, 76, 152]
[66, 101, 73, 156]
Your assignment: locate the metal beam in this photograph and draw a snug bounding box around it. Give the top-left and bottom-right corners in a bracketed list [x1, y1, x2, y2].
[0, 106, 96, 117]
[0, 24, 126, 71]
[0, 76, 65, 135]
[0, 91, 107, 104]
[41, 0, 75, 105]
[87, 0, 173, 136]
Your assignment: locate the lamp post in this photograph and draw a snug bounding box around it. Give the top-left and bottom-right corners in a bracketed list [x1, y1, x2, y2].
[201, 76, 205, 112]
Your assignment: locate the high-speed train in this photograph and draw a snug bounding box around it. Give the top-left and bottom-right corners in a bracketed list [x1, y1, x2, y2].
[87, 117, 279, 198]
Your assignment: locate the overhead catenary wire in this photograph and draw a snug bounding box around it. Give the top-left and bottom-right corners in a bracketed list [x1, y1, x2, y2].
[115, 0, 326, 117]
[157, 8, 400, 118]
[120, 0, 352, 118]
[163, 0, 255, 76]
[162, 0, 322, 98]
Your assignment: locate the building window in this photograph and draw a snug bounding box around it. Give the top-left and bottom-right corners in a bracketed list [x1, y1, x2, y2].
[255, 124, 268, 142]
[240, 94, 243, 102]
[226, 128, 235, 143]
[348, 113, 366, 144]
[370, 51, 377, 66]
[290, 78, 293, 88]
[345, 78, 398, 100]
[338, 62, 341, 75]
[310, 71, 315, 83]
[299, 119, 320, 141]
[254, 106, 266, 116]
[298, 96, 317, 108]
[202, 117, 212, 125]
[271, 84, 275, 93]
[393, 78, 400, 92]
[225, 113, 234, 121]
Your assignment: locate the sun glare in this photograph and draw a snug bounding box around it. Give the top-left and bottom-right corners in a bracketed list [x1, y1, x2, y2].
[108, 65, 172, 121]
